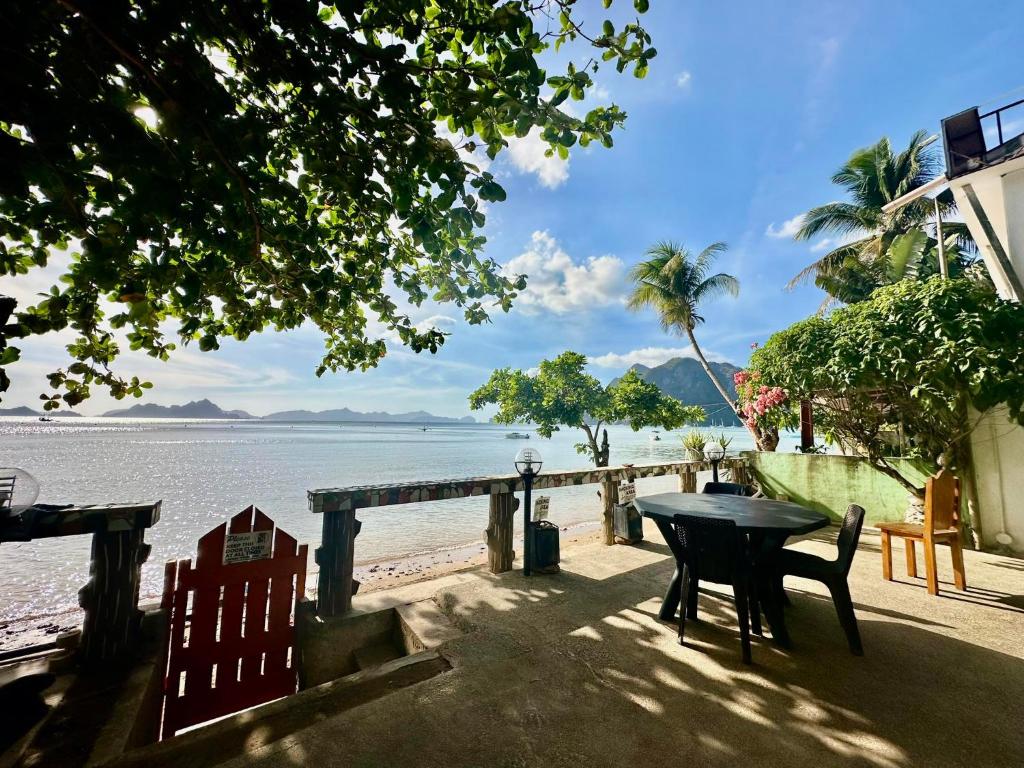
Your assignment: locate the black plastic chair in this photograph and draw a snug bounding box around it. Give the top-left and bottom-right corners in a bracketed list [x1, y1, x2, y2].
[701, 481, 755, 496]
[774, 504, 865, 655]
[674, 514, 755, 664]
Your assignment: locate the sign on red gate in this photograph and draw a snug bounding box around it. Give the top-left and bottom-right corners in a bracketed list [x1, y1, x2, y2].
[160, 506, 308, 739]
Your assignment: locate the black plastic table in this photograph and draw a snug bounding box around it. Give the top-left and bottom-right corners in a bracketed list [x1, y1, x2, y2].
[634, 492, 830, 644]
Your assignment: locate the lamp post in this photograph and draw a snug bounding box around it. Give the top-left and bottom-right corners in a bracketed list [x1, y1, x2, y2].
[514, 447, 543, 577]
[705, 444, 725, 484]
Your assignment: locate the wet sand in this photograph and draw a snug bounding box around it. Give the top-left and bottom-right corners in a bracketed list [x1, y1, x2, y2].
[0, 520, 604, 654]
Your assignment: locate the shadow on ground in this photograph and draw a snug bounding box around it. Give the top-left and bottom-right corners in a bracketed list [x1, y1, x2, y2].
[216, 525, 1024, 768]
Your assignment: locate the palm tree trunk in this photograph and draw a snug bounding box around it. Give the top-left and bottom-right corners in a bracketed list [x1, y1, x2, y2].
[684, 325, 737, 411]
[684, 325, 763, 448]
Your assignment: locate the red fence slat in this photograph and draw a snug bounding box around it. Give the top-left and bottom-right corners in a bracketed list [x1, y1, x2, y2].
[160, 507, 307, 739]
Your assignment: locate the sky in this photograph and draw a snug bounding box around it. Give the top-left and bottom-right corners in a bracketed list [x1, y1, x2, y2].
[5, 0, 1024, 418]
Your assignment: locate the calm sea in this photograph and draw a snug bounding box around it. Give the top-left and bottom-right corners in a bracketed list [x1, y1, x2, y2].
[0, 418, 799, 626]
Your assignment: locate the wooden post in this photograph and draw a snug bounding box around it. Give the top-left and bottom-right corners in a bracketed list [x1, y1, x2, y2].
[729, 458, 751, 486]
[800, 399, 814, 451]
[316, 508, 361, 617]
[78, 528, 150, 665]
[678, 465, 697, 494]
[485, 492, 519, 573]
[601, 475, 618, 545]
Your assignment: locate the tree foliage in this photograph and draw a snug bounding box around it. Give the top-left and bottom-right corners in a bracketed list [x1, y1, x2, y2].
[789, 131, 980, 309]
[468, 350, 704, 466]
[750, 278, 1024, 495]
[0, 0, 655, 408]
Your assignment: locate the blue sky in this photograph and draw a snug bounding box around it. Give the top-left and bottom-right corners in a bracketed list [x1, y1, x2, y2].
[6, 0, 1024, 417]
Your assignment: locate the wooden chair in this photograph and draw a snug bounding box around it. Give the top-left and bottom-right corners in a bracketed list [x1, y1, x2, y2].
[877, 469, 966, 596]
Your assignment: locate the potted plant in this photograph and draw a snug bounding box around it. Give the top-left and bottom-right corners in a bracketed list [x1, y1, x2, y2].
[714, 432, 733, 454]
[681, 430, 708, 462]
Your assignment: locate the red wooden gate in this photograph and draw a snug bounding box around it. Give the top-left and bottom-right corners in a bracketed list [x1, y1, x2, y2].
[160, 506, 307, 738]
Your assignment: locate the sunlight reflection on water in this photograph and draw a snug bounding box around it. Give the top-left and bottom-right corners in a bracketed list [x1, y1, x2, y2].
[0, 417, 798, 623]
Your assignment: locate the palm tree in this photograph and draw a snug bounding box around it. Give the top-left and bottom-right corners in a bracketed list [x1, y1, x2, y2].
[789, 130, 975, 307]
[627, 241, 739, 415]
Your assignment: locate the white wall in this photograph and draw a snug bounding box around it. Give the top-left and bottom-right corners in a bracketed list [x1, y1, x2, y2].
[950, 154, 1024, 302]
[969, 406, 1024, 553]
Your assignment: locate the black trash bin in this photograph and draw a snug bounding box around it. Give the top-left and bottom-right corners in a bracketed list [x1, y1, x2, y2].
[612, 502, 644, 544]
[529, 520, 560, 574]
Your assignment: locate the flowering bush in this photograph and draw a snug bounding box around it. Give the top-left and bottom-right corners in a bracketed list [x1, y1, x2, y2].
[733, 370, 796, 451]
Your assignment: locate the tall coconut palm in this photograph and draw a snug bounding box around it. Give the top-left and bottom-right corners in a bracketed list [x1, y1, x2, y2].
[627, 241, 739, 414]
[789, 130, 975, 306]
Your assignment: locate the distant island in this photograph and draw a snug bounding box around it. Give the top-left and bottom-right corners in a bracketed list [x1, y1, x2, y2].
[0, 406, 82, 417]
[102, 399, 256, 419]
[4, 363, 736, 424]
[262, 408, 475, 424]
[93, 398, 475, 423]
[610, 357, 742, 427]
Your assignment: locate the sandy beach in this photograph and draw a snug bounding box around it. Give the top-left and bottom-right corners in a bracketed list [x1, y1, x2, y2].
[0, 520, 605, 655]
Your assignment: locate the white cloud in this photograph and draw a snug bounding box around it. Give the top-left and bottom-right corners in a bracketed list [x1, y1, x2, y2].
[502, 231, 626, 315]
[810, 232, 860, 253]
[416, 314, 456, 332]
[675, 71, 692, 89]
[590, 346, 726, 369]
[765, 214, 805, 239]
[505, 129, 569, 189]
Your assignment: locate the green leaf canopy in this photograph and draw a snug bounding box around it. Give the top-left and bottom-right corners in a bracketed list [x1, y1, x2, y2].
[0, 0, 654, 407]
[750, 278, 1024, 494]
[469, 350, 704, 466]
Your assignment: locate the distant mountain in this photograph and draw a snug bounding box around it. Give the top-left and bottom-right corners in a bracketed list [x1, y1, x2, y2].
[612, 357, 742, 427]
[263, 407, 475, 424]
[0, 406, 81, 417]
[102, 399, 255, 420]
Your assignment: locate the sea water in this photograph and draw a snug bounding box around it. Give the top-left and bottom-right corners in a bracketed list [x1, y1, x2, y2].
[0, 418, 798, 626]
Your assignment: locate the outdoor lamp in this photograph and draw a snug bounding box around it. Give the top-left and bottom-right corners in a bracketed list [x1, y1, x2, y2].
[0, 467, 39, 519]
[705, 444, 726, 483]
[514, 447, 543, 576]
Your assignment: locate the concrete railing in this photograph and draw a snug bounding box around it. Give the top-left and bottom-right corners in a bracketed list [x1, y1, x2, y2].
[308, 457, 751, 616]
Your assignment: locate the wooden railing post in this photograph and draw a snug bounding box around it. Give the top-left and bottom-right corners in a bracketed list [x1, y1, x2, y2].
[316, 508, 361, 617]
[78, 527, 151, 665]
[601, 474, 618, 545]
[677, 464, 698, 493]
[485, 491, 518, 573]
[728, 458, 751, 486]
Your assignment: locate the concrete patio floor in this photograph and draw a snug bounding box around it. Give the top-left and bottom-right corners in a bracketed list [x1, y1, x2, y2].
[220, 521, 1023, 768]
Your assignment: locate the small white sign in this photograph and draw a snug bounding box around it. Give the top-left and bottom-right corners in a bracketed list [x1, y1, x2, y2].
[618, 482, 636, 504]
[223, 530, 273, 565]
[534, 496, 550, 521]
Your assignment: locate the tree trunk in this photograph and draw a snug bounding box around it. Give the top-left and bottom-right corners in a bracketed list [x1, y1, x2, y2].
[684, 325, 763, 448]
[582, 423, 608, 467]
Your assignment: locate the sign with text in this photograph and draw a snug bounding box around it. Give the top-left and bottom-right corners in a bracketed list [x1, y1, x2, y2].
[534, 496, 550, 521]
[618, 482, 636, 504]
[223, 529, 273, 565]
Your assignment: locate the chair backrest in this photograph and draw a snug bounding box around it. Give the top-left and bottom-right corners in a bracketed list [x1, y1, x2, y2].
[836, 504, 866, 575]
[701, 481, 754, 497]
[674, 514, 745, 585]
[924, 469, 960, 532]
[0, 475, 14, 511]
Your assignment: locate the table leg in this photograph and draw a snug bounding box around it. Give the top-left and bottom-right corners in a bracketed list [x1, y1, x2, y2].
[653, 518, 684, 621]
[750, 532, 792, 648]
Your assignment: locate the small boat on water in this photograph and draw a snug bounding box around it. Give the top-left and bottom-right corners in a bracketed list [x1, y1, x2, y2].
[505, 432, 530, 439]
[38, 416, 53, 422]
[649, 431, 661, 442]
